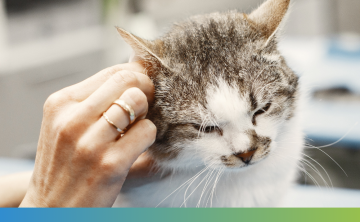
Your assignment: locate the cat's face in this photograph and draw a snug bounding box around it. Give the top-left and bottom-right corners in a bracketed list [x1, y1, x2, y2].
[118, 0, 297, 171]
[146, 54, 298, 171]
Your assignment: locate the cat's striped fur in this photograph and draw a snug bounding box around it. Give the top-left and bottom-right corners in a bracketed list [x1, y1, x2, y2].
[115, 0, 303, 207]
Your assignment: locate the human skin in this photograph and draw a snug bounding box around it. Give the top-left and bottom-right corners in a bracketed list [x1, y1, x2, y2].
[0, 171, 33, 207]
[0, 154, 155, 207]
[14, 62, 157, 207]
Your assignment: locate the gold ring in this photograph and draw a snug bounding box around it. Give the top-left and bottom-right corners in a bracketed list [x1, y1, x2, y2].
[102, 112, 126, 133]
[112, 99, 136, 124]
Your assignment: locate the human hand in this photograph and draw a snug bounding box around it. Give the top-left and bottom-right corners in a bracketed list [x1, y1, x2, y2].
[19, 62, 157, 207]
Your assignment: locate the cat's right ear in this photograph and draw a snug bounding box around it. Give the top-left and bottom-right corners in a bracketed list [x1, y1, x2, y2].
[248, 0, 290, 45]
[116, 27, 167, 68]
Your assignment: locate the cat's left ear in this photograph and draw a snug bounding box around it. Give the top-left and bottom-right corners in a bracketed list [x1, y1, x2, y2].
[248, 0, 290, 45]
[116, 27, 167, 68]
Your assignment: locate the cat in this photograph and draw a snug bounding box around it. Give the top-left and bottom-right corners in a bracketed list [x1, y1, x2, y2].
[114, 0, 303, 207]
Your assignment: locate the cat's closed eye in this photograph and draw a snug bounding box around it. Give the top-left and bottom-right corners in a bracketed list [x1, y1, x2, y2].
[192, 124, 223, 135]
[252, 103, 271, 125]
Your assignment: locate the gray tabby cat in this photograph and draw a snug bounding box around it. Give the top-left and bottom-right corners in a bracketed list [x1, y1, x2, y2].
[115, 0, 303, 207]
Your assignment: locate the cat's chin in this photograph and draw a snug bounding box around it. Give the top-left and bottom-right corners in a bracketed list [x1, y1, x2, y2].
[215, 152, 271, 171]
[219, 162, 257, 172]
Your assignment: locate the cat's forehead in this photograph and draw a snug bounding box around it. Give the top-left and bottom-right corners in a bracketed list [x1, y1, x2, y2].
[205, 78, 248, 124]
[160, 10, 287, 91]
[162, 11, 262, 68]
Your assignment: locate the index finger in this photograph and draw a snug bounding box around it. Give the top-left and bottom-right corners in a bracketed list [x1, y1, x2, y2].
[63, 62, 146, 102]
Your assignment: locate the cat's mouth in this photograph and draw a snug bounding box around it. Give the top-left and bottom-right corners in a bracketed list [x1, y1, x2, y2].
[220, 150, 271, 168]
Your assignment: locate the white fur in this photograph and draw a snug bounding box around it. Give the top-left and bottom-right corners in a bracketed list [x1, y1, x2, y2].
[115, 78, 303, 207]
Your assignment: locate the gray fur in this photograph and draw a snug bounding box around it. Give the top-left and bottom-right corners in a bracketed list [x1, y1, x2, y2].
[117, 6, 298, 161]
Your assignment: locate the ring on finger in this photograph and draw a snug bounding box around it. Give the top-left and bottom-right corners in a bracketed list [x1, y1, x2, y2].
[112, 99, 136, 124]
[102, 112, 126, 133]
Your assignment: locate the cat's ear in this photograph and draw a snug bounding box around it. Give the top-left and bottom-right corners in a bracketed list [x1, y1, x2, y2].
[248, 0, 290, 44]
[116, 27, 166, 67]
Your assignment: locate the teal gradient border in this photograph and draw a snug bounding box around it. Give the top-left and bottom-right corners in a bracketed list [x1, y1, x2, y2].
[1, 208, 360, 222]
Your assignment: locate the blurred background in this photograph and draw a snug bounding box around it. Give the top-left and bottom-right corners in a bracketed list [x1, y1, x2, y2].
[0, 0, 359, 207]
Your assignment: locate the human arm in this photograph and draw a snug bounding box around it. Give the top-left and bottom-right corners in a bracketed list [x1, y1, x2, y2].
[0, 171, 32, 207]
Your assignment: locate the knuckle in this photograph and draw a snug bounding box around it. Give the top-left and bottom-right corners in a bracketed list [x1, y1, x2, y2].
[54, 105, 90, 143]
[56, 114, 84, 142]
[125, 87, 148, 110]
[56, 119, 75, 141]
[98, 159, 118, 175]
[73, 146, 93, 162]
[112, 70, 138, 87]
[72, 140, 101, 164]
[103, 66, 120, 78]
[81, 102, 96, 114]
[43, 92, 61, 113]
[43, 90, 71, 115]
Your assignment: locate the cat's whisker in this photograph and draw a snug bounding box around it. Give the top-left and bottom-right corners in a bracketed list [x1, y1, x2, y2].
[209, 168, 223, 208]
[299, 159, 330, 188]
[182, 165, 213, 208]
[301, 152, 333, 188]
[156, 164, 212, 207]
[277, 137, 344, 187]
[205, 169, 218, 207]
[210, 115, 220, 129]
[180, 164, 214, 207]
[298, 165, 322, 188]
[272, 152, 323, 188]
[213, 168, 225, 205]
[299, 161, 307, 185]
[278, 135, 348, 178]
[299, 122, 356, 177]
[275, 149, 331, 188]
[207, 171, 218, 208]
[196, 168, 216, 208]
[210, 168, 223, 207]
[198, 113, 208, 138]
[181, 167, 214, 208]
[296, 163, 319, 187]
[304, 144, 348, 177]
[306, 122, 358, 149]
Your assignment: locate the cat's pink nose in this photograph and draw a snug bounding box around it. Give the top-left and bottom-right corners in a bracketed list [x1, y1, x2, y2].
[234, 148, 257, 164]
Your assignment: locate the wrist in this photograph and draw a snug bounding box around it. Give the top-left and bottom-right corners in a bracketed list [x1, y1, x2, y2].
[19, 193, 48, 208]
